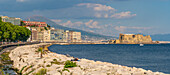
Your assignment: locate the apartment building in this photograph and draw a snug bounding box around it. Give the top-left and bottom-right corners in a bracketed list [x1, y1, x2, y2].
[64, 30, 81, 42]
[1, 16, 21, 25]
[23, 21, 47, 27]
[50, 29, 65, 42]
[29, 27, 50, 42]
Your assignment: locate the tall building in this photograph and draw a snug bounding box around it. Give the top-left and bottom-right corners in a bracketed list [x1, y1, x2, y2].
[23, 21, 47, 27]
[31, 28, 38, 41]
[1, 16, 21, 25]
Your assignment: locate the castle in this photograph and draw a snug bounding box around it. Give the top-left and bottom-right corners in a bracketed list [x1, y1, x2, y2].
[109, 34, 153, 44]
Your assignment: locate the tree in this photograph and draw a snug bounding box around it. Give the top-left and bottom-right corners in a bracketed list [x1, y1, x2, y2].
[0, 20, 31, 42]
[0, 17, 2, 22]
[11, 32, 16, 41]
[20, 21, 26, 26]
[3, 32, 10, 42]
[47, 24, 51, 28]
[0, 31, 2, 41]
[37, 47, 43, 58]
[44, 27, 48, 30]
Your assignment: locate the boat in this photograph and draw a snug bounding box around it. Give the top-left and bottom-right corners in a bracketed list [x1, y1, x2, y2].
[140, 44, 144, 46]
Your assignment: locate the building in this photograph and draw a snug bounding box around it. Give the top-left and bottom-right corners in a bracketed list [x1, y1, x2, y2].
[64, 30, 81, 42]
[23, 21, 47, 27]
[31, 28, 38, 41]
[71, 31, 81, 42]
[1, 16, 21, 25]
[44, 30, 51, 41]
[38, 31, 44, 41]
[110, 34, 152, 44]
[29, 27, 50, 42]
[50, 29, 65, 42]
[119, 34, 152, 44]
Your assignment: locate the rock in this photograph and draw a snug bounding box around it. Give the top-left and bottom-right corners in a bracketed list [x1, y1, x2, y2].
[62, 71, 70, 75]
[47, 70, 61, 75]
[8, 43, 169, 75]
[71, 71, 82, 75]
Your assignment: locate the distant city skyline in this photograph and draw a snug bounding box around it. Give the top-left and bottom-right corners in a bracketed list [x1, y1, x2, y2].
[0, 0, 170, 36]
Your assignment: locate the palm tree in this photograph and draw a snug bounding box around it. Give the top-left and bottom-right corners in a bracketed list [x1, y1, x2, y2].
[36, 47, 47, 58]
[36, 47, 43, 58]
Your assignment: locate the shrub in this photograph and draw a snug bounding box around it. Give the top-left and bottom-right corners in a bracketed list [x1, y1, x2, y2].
[19, 66, 27, 74]
[62, 68, 70, 72]
[33, 68, 47, 75]
[1, 52, 10, 61]
[46, 65, 51, 67]
[0, 52, 13, 64]
[51, 59, 63, 65]
[64, 61, 77, 68]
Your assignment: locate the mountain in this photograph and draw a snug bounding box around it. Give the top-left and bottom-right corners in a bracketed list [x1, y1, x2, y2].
[26, 16, 114, 40]
[151, 34, 170, 41]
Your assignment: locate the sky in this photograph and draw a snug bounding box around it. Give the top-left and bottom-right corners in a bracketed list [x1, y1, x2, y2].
[0, 0, 170, 36]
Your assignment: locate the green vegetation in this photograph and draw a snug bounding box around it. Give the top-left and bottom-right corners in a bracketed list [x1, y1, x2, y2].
[0, 52, 13, 75]
[0, 17, 2, 22]
[0, 20, 31, 42]
[62, 68, 70, 72]
[20, 21, 26, 26]
[19, 66, 27, 75]
[46, 65, 51, 67]
[33, 68, 47, 75]
[13, 65, 35, 75]
[47, 24, 51, 28]
[0, 52, 13, 64]
[64, 61, 77, 68]
[36, 47, 44, 58]
[44, 27, 48, 30]
[51, 59, 64, 65]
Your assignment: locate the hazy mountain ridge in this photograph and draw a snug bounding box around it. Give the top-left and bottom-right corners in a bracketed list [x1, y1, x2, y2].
[151, 34, 170, 41]
[26, 16, 114, 40]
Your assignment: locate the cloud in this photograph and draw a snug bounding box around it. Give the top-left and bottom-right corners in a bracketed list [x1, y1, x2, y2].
[52, 19, 102, 29]
[51, 19, 153, 36]
[51, 19, 114, 36]
[0, 2, 136, 19]
[111, 11, 136, 19]
[0, 0, 129, 12]
[85, 20, 101, 29]
[76, 3, 136, 19]
[77, 3, 116, 11]
[114, 26, 152, 32]
[60, 20, 83, 27]
[16, 0, 27, 2]
[51, 19, 62, 23]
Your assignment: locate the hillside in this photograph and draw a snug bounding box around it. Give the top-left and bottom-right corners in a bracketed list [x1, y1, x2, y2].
[151, 34, 170, 41]
[25, 16, 114, 40]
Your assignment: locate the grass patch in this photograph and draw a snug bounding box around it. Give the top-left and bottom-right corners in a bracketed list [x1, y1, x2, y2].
[33, 68, 47, 75]
[62, 68, 70, 72]
[51, 59, 64, 65]
[0, 52, 13, 64]
[64, 60, 77, 68]
[46, 65, 51, 67]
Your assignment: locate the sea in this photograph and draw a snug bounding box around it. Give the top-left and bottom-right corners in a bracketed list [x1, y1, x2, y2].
[48, 44, 170, 73]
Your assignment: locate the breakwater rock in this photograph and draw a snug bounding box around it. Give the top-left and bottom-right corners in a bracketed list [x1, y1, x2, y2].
[9, 43, 169, 75]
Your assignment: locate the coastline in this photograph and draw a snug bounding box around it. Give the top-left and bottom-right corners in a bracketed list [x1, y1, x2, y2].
[9, 43, 169, 75]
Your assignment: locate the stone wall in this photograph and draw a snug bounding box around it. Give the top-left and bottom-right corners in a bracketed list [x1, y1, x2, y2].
[118, 34, 152, 44]
[109, 34, 153, 44]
